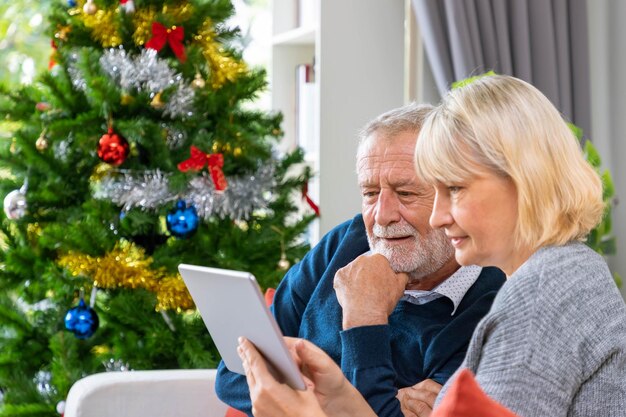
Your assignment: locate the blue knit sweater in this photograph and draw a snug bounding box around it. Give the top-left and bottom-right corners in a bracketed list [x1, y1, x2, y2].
[215, 214, 505, 417]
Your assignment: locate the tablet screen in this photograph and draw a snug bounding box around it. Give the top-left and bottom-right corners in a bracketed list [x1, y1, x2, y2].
[178, 264, 306, 390]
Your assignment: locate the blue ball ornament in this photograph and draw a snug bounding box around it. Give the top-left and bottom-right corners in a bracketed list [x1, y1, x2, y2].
[166, 200, 199, 238]
[67, 0, 77, 7]
[64, 298, 99, 339]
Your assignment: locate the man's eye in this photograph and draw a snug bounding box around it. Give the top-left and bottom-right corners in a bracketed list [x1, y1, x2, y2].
[448, 186, 462, 193]
[362, 191, 378, 198]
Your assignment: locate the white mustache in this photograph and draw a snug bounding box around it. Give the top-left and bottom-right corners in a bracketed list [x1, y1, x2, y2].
[372, 223, 417, 239]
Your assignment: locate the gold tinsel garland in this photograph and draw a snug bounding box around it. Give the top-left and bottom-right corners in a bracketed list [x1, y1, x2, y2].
[195, 20, 248, 89]
[71, 1, 123, 47]
[57, 240, 194, 311]
[70, 2, 246, 89]
[131, 7, 158, 46]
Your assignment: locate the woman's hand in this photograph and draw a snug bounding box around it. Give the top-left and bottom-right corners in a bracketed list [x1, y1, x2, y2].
[238, 337, 376, 417]
[238, 337, 327, 417]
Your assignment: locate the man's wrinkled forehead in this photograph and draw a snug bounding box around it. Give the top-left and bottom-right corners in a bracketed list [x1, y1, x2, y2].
[357, 131, 417, 164]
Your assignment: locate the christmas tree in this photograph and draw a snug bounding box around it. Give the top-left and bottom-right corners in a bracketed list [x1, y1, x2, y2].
[0, 0, 316, 415]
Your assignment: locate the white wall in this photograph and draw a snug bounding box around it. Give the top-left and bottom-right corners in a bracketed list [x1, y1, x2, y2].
[588, 0, 626, 297]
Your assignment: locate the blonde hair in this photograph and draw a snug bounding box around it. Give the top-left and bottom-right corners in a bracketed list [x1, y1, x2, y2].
[415, 75, 604, 250]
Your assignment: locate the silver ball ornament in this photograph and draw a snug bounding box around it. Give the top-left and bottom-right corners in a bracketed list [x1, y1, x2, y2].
[3, 189, 27, 220]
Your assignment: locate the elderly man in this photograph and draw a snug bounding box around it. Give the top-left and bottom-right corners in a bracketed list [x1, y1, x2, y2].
[215, 103, 505, 417]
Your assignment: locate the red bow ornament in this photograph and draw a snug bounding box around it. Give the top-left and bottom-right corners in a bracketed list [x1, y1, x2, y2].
[302, 182, 320, 217]
[178, 146, 228, 192]
[49, 40, 58, 70]
[145, 22, 186, 63]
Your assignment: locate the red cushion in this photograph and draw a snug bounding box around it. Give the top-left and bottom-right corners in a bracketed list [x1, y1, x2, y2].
[432, 368, 520, 417]
[264, 287, 276, 307]
[224, 408, 247, 417]
[224, 287, 276, 417]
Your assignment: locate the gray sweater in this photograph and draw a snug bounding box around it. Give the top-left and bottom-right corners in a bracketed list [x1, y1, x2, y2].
[438, 242, 626, 416]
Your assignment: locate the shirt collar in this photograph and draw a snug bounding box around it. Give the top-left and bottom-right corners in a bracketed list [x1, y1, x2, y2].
[403, 265, 482, 315]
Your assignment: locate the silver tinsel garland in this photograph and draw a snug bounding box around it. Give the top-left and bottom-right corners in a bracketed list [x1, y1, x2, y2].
[67, 48, 195, 119]
[94, 169, 176, 212]
[93, 166, 276, 221]
[100, 48, 195, 118]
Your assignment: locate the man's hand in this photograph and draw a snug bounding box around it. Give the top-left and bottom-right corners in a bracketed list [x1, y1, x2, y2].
[397, 379, 442, 417]
[334, 253, 408, 329]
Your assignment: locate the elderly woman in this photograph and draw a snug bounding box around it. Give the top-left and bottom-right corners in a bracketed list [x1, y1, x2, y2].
[413, 74, 626, 416]
[238, 75, 626, 417]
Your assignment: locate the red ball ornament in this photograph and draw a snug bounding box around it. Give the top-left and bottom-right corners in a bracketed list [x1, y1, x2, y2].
[97, 128, 129, 166]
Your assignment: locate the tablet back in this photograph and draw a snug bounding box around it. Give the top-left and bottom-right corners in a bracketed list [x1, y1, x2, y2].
[178, 264, 305, 390]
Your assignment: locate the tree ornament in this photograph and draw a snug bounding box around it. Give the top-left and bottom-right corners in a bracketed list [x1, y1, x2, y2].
[64, 298, 99, 339]
[54, 26, 71, 42]
[191, 72, 206, 89]
[36, 132, 49, 151]
[56, 400, 65, 415]
[166, 200, 199, 238]
[302, 182, 320, 216]
[67, 0, 77, 7]
[178, 146, 228, 192]
[3, 188, 27, 220]
[150, 92, 165, 109]
[97, 127, 129, 166]
[36, 102, 52, 112]
[49, 40, 58, 70]
[120, 94, 134, 105]
[145, 22, 187, 62]
[120, 0, 135, 13]
[83, 0, 97, 15]
[277, 254, 290, 270]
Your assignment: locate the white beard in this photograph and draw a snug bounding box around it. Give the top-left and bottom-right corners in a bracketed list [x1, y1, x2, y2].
[367, 221, 454, 280]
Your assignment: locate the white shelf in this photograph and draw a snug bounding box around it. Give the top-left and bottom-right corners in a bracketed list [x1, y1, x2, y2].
[271, 0, 406, 244]
[272, 26, 316, 46]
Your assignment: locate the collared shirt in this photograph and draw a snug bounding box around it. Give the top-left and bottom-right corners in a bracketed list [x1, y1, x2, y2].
[402, 265, 482, 316]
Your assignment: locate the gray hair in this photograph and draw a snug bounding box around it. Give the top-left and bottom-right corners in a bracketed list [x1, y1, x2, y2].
[357, 102, 435, 149]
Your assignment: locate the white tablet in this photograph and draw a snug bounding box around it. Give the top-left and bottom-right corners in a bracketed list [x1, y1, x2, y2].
[178, 263, 306, 390]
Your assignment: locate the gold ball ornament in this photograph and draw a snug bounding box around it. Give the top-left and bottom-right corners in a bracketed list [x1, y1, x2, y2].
[150, 92, 165, 109]
[191, 73, 206, 89]
[36, 135, 49, 151]
[55, 26, 71, 42]
[83, 1, 97, 15]
[233, 147, 242, 157]
[120, 94, 134, 106]
[277, 255, 290, 271]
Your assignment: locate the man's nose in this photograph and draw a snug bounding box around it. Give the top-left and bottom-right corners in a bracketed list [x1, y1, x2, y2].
[374, 190, 401, 226]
